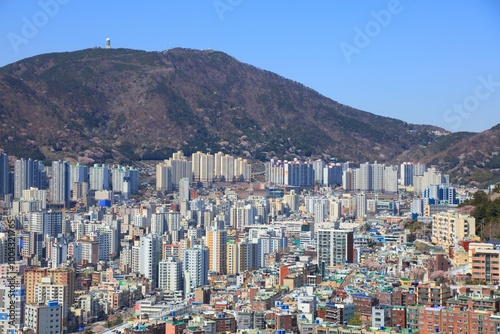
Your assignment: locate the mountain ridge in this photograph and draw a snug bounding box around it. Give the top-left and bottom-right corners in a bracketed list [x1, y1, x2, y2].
[0, 47, 497, 185]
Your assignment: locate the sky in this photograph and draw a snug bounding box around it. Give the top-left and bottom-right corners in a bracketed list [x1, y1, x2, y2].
[1, 0, 499, 133]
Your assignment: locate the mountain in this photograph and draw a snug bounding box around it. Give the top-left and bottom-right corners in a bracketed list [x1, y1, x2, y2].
[400, 124, 500, 186]
[0, 47, 448, 165]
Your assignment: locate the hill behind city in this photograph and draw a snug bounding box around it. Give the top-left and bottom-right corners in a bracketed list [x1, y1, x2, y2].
[0, 48, 444, 160]
[0, 47, 498, 185]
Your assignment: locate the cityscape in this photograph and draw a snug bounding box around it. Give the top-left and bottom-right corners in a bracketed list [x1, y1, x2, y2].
[1, 2, 499, 334]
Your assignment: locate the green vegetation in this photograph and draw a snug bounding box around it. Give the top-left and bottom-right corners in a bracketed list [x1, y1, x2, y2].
[348, 312, 362, 326]
[404, 219, 425, 232]
[485, 154, 500, 169]
[117, 141, 140, 161]
[1, 138, 45, 160]
[459, 185, 500, 239]
[106, 314, 123, 328]
[141, 147, 176, 160]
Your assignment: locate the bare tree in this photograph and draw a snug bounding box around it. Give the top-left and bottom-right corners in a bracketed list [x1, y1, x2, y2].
[409, 267, 426, 281]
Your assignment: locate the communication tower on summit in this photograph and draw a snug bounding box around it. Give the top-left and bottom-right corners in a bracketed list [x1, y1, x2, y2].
[106, 38, 111, 49]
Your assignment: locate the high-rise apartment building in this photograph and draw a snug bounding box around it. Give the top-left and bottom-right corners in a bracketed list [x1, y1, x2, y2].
[179, 177, 190, 202]
[371, 162, 384, 192]
[157, 152, 193, 191]
[255, 235, 288, 268]
[234, 157, 251, 181]
[313, 159, 325, 185]
[112, 165, 139, 195]
[191, 151, 203, 182]
[139, 234, 160, 288]
[156, 162, 172, 191]
[29, 211, 62, 238]
[341, 162, 400, 193]
[214, 151, 224, 179]
[220, 154, 234, 182]
[206, 228, 227, 275]
[284, 160, 314, 187]
[0, 153, 8, 196]
[227, 240, 255, 275]
[356, 162, 371, 191]
[89, 163, 110, 191]
[323, 163, 343, 186]
[283, 190, 299, 212]
[356, 193, 367, 218]
[49, 160, 70, 206]
[183, 245, 209, 292]
[400, 162, 414, 186]
[342, 168, 354, 192]
[383, 165, 398, 193]
[265, 159, 313, 186]
[14, 158, 46, 198]
[414, 166, 448, 195]
[70, 162, 88, 184]
[200, 153, 215, 183]
[265, 159, 284, 185]
[21, 187, 47, 211]
[431, 211, 476, 247]
[158, 257, 183, 291]
[317, 228, 354, 267]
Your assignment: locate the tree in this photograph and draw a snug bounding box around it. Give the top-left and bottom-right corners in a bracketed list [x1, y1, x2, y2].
[359, 222, 370, 233]
[348, 312, 362, 326]
[409, 267, 426, 281]
[363, 258, 382, 272]
[430, 270, 452, 284]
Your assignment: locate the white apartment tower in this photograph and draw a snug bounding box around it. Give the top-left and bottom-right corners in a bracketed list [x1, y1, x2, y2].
[49, 160, 70, 206]
[158, 257, 183, 291]
[183, 245, 209, 292]
[221, 154, 235, 182]
[139, 234, 160, 288]
[317, 228, 354, 267]
[89, 163, 110, 191]
[156, 162, 172, 191]
[383, 165, 398, 193]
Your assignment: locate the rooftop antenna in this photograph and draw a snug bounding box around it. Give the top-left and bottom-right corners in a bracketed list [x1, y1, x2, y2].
[106, 38, 111, 49]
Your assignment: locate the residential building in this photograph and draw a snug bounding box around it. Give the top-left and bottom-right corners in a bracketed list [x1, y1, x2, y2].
[317, 228, 354, 267]
[25, 300, 62, 334]
[432, 211, 476, 247]
[158, 257, 183, 291]
[469, 244, 500, 283]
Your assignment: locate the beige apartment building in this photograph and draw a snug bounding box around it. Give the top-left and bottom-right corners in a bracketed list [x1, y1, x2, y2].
[431, 210, 476, 247]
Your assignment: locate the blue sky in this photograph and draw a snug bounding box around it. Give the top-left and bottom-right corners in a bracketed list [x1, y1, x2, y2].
[1, 0, 499, 133]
